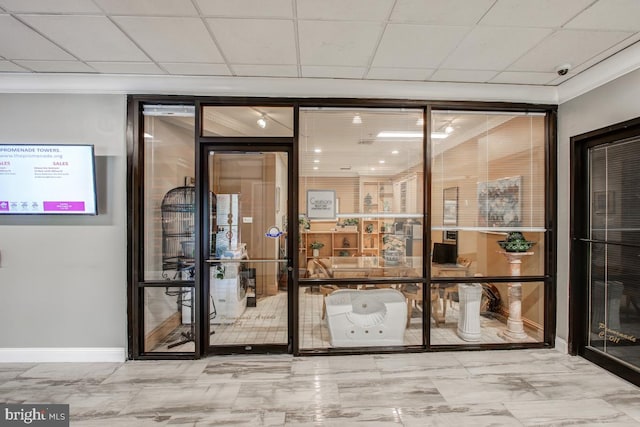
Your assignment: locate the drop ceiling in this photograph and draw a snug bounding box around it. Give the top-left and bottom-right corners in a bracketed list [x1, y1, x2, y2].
[1, 0, 640, 102]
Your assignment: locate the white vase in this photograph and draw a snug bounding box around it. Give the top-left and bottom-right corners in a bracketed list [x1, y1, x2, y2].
[313, 249, 319, 257]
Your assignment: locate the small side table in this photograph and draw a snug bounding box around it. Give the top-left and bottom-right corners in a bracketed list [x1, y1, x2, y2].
[498, 251, 534, 341]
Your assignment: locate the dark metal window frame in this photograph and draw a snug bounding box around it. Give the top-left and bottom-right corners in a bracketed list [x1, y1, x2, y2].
[127, 95, 557, 360]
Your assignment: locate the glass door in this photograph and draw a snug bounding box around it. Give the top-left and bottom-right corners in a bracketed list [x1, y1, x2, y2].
[203, 149, 291, 352]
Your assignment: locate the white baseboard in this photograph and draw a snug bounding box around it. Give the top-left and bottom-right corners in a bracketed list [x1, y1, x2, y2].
[0, 348, 126, 363]
[555, 337, 568, 354]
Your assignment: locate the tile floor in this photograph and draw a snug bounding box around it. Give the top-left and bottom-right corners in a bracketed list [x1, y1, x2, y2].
[0, 349, 638, 426]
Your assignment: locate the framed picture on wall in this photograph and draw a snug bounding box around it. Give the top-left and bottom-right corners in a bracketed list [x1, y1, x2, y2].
[307, 189, 336, 219]
[477, 176, 522, 227]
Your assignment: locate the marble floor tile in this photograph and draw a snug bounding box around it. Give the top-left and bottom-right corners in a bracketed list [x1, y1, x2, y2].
[0, 349, 638, 426]
[505, 398, 638, 425]
[432, 374, 545, 404]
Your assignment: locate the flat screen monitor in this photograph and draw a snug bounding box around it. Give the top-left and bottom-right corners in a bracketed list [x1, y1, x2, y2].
[0, 144, 97, 215]
[432, 242, 457, 265]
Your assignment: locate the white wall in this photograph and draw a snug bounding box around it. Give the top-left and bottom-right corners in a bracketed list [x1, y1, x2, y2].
[0, 94, 127, 362]
[557, 68, 640, 347]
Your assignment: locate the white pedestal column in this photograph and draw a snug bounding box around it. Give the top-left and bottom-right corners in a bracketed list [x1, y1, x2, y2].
[499, 251, 533, 341]
[457, 283, 483, 341]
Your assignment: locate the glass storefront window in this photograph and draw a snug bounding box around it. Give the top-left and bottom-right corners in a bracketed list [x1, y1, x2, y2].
[298, 107, 424, 349]
[202, 106, 294, 137]
[430, 110, 547, 347]
[144, 286, 195, 352]
[142, 104, 196, 281]
[430, 281, 545, 345]
[431, 111, 546, 278]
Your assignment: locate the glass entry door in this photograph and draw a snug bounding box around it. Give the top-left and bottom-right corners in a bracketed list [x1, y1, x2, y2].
[204, 149, 290, 352]
[585, 140, 640, 374]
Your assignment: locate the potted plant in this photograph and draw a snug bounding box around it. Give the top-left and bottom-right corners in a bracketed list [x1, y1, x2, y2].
[340, 218, 359, 230]
[310, 241, 325, 257]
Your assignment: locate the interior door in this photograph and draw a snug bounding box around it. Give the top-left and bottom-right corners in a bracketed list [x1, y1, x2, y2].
[204, 148, 290, 352]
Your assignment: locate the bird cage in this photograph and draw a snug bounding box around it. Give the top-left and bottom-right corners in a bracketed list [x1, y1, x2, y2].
[161, 186, 196, 279]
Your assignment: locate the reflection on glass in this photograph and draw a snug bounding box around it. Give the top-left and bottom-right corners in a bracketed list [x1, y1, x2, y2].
[430, 281, 544, 345]
[298, 284, 423, 350]
[144, 286, 195, 353]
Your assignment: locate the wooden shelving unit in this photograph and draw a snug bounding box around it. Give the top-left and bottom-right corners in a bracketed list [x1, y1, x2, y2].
[301, 230, 360, 266]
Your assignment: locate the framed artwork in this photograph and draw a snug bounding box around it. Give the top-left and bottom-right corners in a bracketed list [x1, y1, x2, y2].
[477, 176, 522, 227]
[307, 189, 336, 219]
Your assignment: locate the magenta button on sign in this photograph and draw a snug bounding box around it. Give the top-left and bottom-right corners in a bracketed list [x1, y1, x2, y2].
[43, 201, 86, 211]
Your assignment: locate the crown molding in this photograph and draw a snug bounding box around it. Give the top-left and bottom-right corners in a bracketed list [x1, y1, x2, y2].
[0, 73, 558, 104]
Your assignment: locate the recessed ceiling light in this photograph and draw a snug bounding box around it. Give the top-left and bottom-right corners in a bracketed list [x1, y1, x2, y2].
[352, 114, 362, 124]
[313, 166, 319, 170]
[391, 150, 399, 154]
[313, 159, 320, 163]
[370, 167, 375, 171]
[379, 160, 385, 164]
[314, 148, 322, 153]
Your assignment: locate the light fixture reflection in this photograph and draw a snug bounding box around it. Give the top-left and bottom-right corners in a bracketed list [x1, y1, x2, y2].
[257, 114, 267, 128]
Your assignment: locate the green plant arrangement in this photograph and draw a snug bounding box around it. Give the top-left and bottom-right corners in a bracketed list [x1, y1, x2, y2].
[341, 218, 359, 226]
[310, 241, 325, 250]
[299, 215, 311, 230]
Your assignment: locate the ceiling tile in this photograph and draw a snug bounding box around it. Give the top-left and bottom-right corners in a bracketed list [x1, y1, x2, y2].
[367, 67, 432, 81]
[114, 17, 223, 63]
[19, 15, 148, 61]
[233, 64, 298, 77]
[391, 0, 494, 25]
[86, 61, 165, 74]
[0, 60, 29, 72]
[302, 66, 366, 79]
[14, 60, 96, 72]
[442, 26, 552, 70]
[565, 0, 640, 31]
[94, 0, 198, 16]
[0, 15, 74, 60]
[490, 71, 557, 85]
[430, 69, 498, 83]
[195, 0, 292, 18]
[162, 62, 231, 76]
[372, 24, 469, 68]
[207, 19, 296, 64]
[480, 0, 593, 27]
[0, 0, 101, 13]
[298, 21, 384, 67]
[510, 29, 632, 72]
[297, 0, 394, 21]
